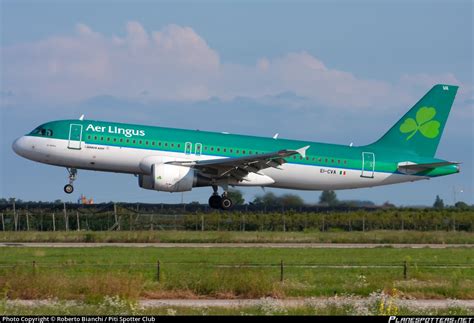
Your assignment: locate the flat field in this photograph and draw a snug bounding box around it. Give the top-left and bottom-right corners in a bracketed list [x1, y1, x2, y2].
[0, 230, 473, 244]
[0, 246, 472, 300]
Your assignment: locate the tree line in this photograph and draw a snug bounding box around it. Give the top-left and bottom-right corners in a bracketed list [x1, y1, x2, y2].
[1, 190, 471, 210]
[0, 203, 472, 232]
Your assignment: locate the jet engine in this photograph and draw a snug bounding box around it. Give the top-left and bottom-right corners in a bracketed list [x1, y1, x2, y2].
[138, 163, 196, 192]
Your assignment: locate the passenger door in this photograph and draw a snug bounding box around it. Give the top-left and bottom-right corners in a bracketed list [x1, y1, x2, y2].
[68, 124, 83, 150]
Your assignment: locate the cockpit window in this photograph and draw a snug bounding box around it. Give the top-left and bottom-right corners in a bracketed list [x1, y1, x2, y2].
[30, 127, 43, 135]
[30, 127, 53, 137]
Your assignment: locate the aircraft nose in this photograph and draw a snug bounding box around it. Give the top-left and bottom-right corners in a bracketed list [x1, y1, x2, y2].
[12, 136, 28, 157]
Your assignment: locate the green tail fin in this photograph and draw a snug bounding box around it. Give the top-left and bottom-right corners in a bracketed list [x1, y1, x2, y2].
[369, 84, 458, 157]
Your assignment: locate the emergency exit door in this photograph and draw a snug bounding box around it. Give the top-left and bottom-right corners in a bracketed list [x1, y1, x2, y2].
[361, 152, 375, 178]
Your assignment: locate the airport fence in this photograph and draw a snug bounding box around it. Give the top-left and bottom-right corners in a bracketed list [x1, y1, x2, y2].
[1, 259, 473, 283]
[0, 202, 472, 232]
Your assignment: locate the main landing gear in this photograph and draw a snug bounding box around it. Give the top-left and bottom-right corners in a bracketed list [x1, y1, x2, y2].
[64, 168, 77, 194]
[208, 185, 233, 210]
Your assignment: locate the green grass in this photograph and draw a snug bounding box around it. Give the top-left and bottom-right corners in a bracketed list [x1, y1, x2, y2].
[0, 247, 472, 300]
[1, 230, 473, 244]
[1, 298, 472, 316]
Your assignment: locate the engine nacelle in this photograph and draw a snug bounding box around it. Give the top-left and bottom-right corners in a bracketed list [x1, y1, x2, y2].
[138, 164, 196, 192]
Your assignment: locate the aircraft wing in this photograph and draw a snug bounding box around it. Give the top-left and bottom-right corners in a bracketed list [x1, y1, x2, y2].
[397, 161, 460, 173]
[167, 145, 310, 181]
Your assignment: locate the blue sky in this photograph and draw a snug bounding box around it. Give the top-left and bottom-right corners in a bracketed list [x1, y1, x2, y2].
[1, 0, 473, 205]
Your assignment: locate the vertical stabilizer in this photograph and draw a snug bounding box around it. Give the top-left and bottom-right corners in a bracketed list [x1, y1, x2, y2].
[368, 84, 458, 157]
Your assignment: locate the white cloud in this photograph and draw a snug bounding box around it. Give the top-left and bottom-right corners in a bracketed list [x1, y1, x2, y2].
[1, 22, 471, 110]
[2, 22, 220, 103]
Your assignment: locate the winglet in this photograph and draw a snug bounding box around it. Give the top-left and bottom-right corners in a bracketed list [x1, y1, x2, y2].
[273, 133, 279, 139]
[79, 114, 85, 121]
[295, 145, 310, 159]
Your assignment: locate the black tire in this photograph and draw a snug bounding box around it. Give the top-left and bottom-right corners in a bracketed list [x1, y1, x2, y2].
[64, 184, 74, 194]
[208, 195, 222, 209]
[220, 197, 233, 210]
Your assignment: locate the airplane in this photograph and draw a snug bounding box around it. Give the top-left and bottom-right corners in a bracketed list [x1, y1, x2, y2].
[12, 84, 460, 210]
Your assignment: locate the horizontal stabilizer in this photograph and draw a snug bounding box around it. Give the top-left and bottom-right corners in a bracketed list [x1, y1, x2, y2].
[398, 161, 460, 173]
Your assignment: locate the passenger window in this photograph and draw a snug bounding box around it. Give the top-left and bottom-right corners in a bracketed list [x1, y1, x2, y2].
[120, 138, 123, 143]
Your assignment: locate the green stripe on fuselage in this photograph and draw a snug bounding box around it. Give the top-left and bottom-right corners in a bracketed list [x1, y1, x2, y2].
[26, 119, 453, 177]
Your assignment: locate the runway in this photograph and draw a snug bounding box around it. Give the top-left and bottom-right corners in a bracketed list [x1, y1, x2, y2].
[0, 242, 472, 248]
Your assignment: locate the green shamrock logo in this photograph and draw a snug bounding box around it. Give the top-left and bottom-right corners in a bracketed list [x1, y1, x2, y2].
[399, 107, 440, 140]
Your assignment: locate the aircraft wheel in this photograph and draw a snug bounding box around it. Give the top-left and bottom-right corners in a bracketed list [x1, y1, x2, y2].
[209, 195, 222, 209]
[64, 184, 74, 194]
[220, 196, 233, 210]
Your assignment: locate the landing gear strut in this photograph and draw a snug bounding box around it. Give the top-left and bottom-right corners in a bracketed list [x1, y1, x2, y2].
[208, 185, 233, 210]
[64, 168, 77, 194]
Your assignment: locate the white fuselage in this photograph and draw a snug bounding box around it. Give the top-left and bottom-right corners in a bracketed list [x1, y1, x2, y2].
[13, 135, 425, 191]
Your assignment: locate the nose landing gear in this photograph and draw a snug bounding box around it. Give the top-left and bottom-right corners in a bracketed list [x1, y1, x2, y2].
[64, 168, 77, 194]
[208, 185, 233, 210]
